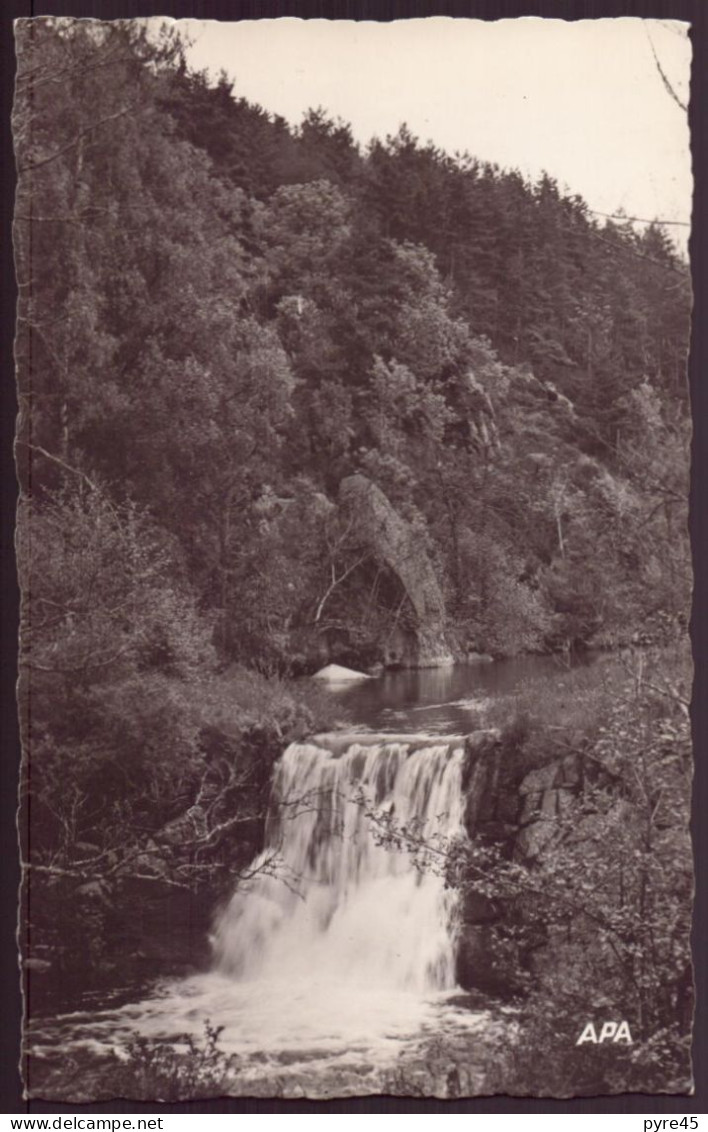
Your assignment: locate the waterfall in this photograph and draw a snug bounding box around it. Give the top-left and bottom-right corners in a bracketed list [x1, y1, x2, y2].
[213, 736, 467, 995]
[30, 736, 491, 1093]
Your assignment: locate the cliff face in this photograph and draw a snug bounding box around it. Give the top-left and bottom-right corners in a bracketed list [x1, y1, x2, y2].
[456, 732, 610, 997]
[339, 474, 453, 667]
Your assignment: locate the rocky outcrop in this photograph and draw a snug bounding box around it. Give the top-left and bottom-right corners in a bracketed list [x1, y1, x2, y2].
[339, 474, 453, 667]
[515, 753, 583, 859]
[456, 729, 522, 996]
[456, 735, 601, 997]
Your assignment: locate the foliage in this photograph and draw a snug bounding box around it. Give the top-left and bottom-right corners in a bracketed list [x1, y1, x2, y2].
[497, 661, 693, 1094]
[359, 652, 693, 1096]
[14, 18, 691, 675]
[18, 481, 336, 987]
[13, 18, 692, 1030]
[110, 1023, 234, 1102]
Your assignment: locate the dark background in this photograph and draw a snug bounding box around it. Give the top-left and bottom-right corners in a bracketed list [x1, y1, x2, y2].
[1, 0, 705, 1114]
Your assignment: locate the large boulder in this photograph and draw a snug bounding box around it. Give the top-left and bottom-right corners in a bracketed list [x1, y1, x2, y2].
[339, 474, 453, 667]
[312, 664, 372, 682]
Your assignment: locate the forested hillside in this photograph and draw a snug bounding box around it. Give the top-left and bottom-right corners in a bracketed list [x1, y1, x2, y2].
[15, 21, 691, 674]
[14, 20, 692, 991]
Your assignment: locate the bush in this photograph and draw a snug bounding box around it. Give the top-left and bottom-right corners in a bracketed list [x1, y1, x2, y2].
[479, 654, 694, 1095]
[20, 484, 347, 994]
[110, 1023, 234, 1102]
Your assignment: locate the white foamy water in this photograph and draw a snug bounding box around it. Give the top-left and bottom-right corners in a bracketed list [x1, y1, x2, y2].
[214, 740, 466, 994]
[30, 738, 495, 1094]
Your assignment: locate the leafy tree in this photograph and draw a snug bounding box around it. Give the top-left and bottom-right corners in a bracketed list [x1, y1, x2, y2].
[14, 17, 692, 1023]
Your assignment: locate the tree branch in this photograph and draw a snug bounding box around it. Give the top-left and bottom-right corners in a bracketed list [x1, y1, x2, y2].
[19, 106, 134, 175]
[19, 442, 97, 491]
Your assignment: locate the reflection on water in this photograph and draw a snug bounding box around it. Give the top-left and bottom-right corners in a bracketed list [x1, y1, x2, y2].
[331, 652, 600, 734]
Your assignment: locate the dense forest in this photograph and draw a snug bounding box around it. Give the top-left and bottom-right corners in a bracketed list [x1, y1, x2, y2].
[14, 18, 693, 1097]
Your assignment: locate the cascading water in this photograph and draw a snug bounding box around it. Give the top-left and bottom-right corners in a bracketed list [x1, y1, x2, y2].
[213, 737, 466, 995]
[29, 735, 496, 1097]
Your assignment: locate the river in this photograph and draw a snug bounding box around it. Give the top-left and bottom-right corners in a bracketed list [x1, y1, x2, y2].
[26, 653, 605, 1101]
[328, 650, 602, 733]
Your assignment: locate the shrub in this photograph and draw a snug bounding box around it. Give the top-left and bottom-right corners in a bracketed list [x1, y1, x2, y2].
[110, 1023, 234, 1102]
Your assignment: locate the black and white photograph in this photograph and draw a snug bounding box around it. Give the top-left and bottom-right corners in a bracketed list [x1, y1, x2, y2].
[13, 14, 695, 1101]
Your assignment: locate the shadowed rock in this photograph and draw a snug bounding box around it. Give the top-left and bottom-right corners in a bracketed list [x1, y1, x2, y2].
[339, 474, 453, 667]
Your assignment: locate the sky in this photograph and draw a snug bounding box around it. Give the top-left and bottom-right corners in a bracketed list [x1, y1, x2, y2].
[183, 17, 692, 245]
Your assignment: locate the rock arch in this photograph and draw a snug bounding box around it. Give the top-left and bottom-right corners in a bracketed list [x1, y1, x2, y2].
[339, 474, 452, 667]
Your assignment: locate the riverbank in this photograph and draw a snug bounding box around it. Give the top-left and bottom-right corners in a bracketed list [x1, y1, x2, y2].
[23, 643, 693, 1099]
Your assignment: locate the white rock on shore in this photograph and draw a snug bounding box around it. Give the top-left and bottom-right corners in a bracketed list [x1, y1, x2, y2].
[312, 664, 372, 682]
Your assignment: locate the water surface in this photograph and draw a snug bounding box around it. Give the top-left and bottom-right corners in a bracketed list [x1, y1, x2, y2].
[29, 653, 603, 1099]
[329, 652, 601, 733]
